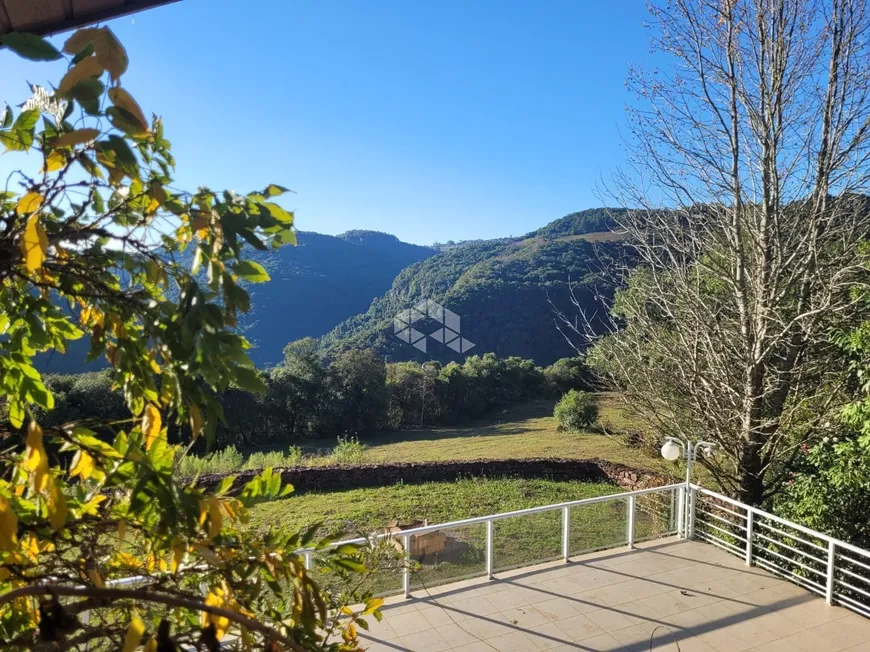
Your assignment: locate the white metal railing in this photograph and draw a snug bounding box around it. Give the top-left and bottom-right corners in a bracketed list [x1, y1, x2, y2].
[689, 484, 870, 618]
[77, 480, 870, 628]
[304, 483, 684, 597]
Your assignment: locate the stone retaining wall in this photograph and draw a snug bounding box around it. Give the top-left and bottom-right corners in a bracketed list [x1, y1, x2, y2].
[196, 457, 674, 496]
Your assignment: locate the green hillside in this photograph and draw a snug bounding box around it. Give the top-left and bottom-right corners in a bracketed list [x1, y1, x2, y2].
[319, 213, 630, 365]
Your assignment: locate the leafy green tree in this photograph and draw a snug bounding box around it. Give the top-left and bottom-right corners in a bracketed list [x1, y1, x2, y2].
[553, 390, 598, 432]
[326, 350, 388, 436]
[542, 357, 592, 395]
[776, 320, 870, 547]
[0, 29, 377, 650]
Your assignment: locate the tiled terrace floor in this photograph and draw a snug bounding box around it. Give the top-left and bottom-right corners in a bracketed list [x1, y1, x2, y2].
[359, 538, 870, 651]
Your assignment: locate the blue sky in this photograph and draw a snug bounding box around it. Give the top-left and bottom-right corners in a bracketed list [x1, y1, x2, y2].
[0, 0, 650, 246]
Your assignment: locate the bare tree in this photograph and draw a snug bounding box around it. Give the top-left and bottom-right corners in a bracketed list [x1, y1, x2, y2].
[560, 0, 870, 504]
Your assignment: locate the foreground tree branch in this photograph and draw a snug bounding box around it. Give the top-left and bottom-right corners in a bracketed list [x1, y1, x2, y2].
[0, 585, 304, 651]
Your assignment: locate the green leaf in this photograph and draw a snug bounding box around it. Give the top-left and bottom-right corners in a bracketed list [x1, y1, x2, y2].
[98, 135, 138, 178]
[13, 109, 39, 133]
[8, 401, 24, 428]
[264, 184, 290, 197]
[233, 261, 270, 283]
[215, 475, 236, 496]
[263, 202, 294, 224]
[234, 366, 266, 393]
[68, 78, 104, 116]
[0, 33, 62, 61]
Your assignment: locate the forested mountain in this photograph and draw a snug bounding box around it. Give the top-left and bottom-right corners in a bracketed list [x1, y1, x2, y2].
[237, 230, 434, 365]
[319, 213, 630, 365]
[37, 230, 434, 372]
[528, 207, 623, 238]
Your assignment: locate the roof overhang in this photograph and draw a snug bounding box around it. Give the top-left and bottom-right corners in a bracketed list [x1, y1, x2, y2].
[0, 0, 179, 37]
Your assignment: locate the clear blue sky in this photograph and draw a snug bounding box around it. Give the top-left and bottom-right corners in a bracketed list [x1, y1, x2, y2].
[0, 0, 651, 246]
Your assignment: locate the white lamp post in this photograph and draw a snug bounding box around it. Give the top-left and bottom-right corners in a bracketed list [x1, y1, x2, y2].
[660, 437, 715, 538]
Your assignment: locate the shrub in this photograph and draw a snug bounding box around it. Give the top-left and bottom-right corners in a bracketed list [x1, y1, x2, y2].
[177, 445, 305, 476]
[177, 445, 245, 476]
[554, 390, 598, 432]
[245, 446, 304, 470]
[331, 435, 367, 464]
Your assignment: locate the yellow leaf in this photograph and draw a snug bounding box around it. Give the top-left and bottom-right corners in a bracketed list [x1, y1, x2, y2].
[189, 403, 203, 437]
[62, 27, 127, 81]
[57, 56, 105, 96]
[25, 533, 39, 562]
[69, 450, 94, 481]
[85, 564, 105, 588]
[143, 637, 157, 652]
[0, 497, 18, 550]
[81, 494, 106, 516]
[203, 590, 230, 640]
[20, 214, 48, 273]
[115, 551, 142, 569]
[97, 28, 128, 82]
[122, 615, 145, 652]
[171, 536, 186, 573]
[198, 499, 208, 526]
[47, 479, 67, 531]
[62, 27, 103, 55]
[207, 496, 222, 540]
[117, 520, 127, 548]
[42, 152, 65, 172]
[142, 404, 161, 451]
[52, 128, 100, 148]
[108, 87, 149, 134]
[23, 421, 49, 492]
[16, 192, 42, 215]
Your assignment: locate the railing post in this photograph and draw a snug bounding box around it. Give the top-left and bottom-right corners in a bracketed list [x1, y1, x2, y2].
[562, 506, 570, 562]
[627, 495, 636, 549]
[826, 540, 836, 605]
[687, 487, 697, 540]
[669, 487, 676, 532]
[676, 486, 685, 538]
[402, 534, 411, 598]
[486, 519, 494, 579]
[744, 510, 754, 567]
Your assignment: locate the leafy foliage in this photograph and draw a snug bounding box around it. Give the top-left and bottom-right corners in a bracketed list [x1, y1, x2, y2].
[553, 390, 599, 432]
[36, 230, 435, 372]
[0, 29, 378, 650]
[776, 320, 870, 547]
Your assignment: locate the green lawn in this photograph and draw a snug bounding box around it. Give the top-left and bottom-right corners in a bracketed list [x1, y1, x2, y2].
[298, 394, 676, 475]
[248, 477, 679, 595]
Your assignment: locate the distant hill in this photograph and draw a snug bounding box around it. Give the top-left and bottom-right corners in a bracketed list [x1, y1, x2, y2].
[528, 207, 624, 239]
[37, 230, 435, 372]
[319, 211, 632, 365]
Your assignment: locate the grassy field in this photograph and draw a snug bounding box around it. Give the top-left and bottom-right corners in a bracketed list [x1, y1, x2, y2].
[333, 395, 673, 473]
[248, 477, 678, 595]
[183, 393, 678, 475]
